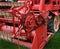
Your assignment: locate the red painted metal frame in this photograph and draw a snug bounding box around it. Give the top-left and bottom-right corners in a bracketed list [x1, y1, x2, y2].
[0, 0, 60, 49]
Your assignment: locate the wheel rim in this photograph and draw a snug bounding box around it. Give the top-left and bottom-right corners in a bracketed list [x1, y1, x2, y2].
[25, 13, 36, 32]
[54, 16, 59, 32]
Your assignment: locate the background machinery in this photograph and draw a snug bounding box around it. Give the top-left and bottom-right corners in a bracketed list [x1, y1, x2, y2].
[0, 0, 60, 49]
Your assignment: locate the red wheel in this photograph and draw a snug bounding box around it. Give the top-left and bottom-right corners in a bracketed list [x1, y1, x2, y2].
[24, 13, 36, 32]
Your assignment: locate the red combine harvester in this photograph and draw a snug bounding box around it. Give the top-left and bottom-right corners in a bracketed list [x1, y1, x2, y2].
[0, 0, 60, 49]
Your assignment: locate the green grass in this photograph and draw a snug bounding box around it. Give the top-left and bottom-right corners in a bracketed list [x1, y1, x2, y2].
[44, 30, 60, 49]
[0, 39, 28, 49]
[0, 30, 60, 49]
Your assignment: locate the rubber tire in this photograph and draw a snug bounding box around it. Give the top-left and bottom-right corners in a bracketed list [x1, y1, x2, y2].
[47, 16, 59, 33]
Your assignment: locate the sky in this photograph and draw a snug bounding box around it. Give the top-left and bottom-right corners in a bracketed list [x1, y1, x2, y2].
[5, 0, 13, 1]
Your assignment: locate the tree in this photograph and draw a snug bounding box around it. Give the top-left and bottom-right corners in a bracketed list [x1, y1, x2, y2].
[13, 0, 18, 2]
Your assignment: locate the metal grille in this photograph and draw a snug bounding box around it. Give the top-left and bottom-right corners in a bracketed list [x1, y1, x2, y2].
[0, 31, 13, 41]
[0, 2, 25, 6]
